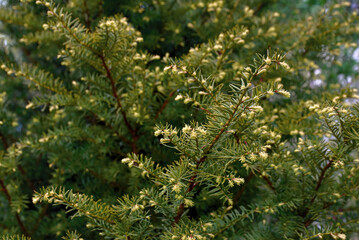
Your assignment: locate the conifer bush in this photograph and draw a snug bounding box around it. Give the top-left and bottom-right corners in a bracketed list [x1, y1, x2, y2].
[0, 0, 358, 239]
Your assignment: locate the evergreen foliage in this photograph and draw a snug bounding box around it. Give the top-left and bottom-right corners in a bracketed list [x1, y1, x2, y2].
[0, 0, 358, 239]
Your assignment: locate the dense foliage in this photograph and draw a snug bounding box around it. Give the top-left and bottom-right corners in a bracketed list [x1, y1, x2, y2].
[0, 0, 358, 239]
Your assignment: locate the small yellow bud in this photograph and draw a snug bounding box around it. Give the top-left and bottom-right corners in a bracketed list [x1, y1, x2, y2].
[121, 158, 131, 164]
[154, 129, 162, 136]
[265, 57, 271, 65]
[174, 94, 183, 101]
[160, 138, 170, 144]
[279, 61, 290, 70]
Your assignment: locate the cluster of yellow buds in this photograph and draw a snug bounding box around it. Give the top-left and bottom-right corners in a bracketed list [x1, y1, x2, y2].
[184, 198, 194, 207]
[154, 127, 178, 145]
[172, 233, 206, 240]
[292, 164, 308, 176]
[121, 157, 134, 166]
[212, 29, 248, 54]
[279, 61, 290, 70]
[181, 124, 207, 140]
[0, 92, 6, 105]
[33, 189, 60, 204]
[308, 103, 342, 119]
[133, 53, 147, 60]
[213, 43, 223, 51]
[265, 26, 277, 38]
[174, 94, 183, 101]
[294, 138, 307, 152]
[155, 128, 178, 137]
[207, 0, 224, 13]
[244, 6, 254, 17]
[290, 129, 305, 136]
[173, 93, 200, 106]
[253, 125, 268, 135]
[35, 0, 50, 6]
[42, 23, 49, 30]
[38, 136, 50, 143]
[257, 64, 270, 75]
[242, 66, 253, 79]
[275, 89, 291, 98]
[259, 151, 269, 160]
[264, 130, 281, 144]
[333, 160, 344, 169]
[131, 203, 145, 212]
[249, 153, 257, 161]
[164, 64, 187, 74]
[249, 105, 264, 113]
[99, 19, 119, 31]
[232, 177, 245, 185]
[333, 1, 351, 8]
[184, 96, 193, 104]
[332, 96, 341, 103]
[172, 183, 182, 193]
[0, 64, 18, 76]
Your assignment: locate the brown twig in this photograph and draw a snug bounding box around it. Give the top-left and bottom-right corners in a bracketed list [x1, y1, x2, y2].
[311, 160, 333, 203]
[172, 53, 268, 226]
[253, 2, 268, 16]
[233, 172, 254, 205]
[0, 131, 9, 149]
[0, 179, 29, 236]
[199, 107, 212, 116]
[154, 91, 175, 120]
[83, 0, 92, 31]
[0, 223, 8, 229]
[17, 165, 35, 192]
[52, 8, 138, 153]
[173, 92, 248, 225]
[93, 0, 104, 20]
[99, 55, 138, 153]
[84, 109, 133, 149]
[0, 131, 35, 235]
[30, 204, 49, 235]
[303, 160, 334, 227]
[262, 175, 276, 191]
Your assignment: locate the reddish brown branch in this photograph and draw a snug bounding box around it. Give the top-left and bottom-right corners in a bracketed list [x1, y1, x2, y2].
[86, 108, 133, 148]
[100, 55, 133, 132]
[303, 160, 334, 227]
[0, 179, 29, 236]
[0, 179, 11, 203]
[0, 133, 30, 235]
[173, 97, 246, 225]
[83, 0, 92, 30]
[309, 160, 333, 205]
[0, 132, 35, 190]
[17, 165, 35, 192]
[99, 55, 138, 153]
[173, 202, 185, 225]
[0, 132, 9, 149]
[253, 2, 268, 16]
[30, 204, 49, 236]
[154, 91, 175, 120]
[0, 222, 8, 229]
[262, 175, 276, 191]
[173, 154, 209, 225]
[233, 172, 254, 205]
[0, 132, 35, 234]
[200, 107, 212, 116]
